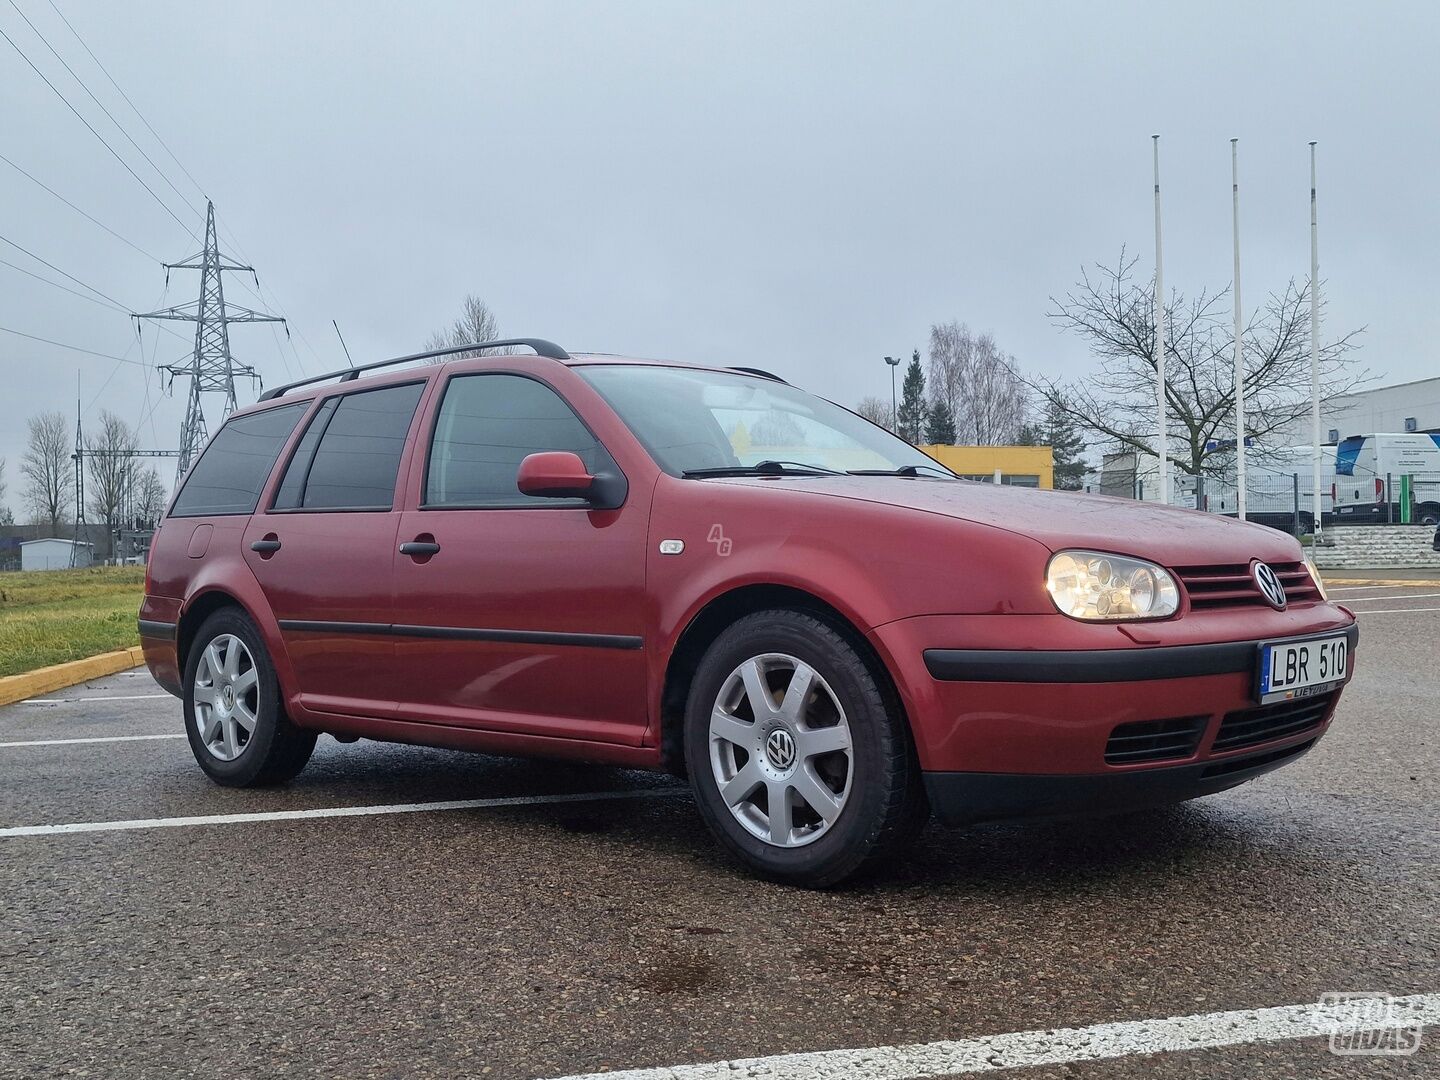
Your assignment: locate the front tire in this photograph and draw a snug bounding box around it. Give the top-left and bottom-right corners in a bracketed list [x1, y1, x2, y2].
[683, 610, 927, 887]
[183, 608, 316, 787]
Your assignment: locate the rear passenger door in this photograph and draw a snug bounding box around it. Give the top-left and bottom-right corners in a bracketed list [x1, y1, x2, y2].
[389, 371, 650, 744]
[243, 380, 427, 719]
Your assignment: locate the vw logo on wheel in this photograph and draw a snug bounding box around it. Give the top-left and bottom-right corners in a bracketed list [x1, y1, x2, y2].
[765, 728, 797, 771]
[1252, 561, 1288, 611]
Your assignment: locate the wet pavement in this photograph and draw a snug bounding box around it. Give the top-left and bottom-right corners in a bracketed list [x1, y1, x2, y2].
[0, 582, 1435, 1078]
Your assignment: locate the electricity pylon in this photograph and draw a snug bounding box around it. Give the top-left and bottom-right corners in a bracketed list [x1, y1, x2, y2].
[135, 201, 286, 477]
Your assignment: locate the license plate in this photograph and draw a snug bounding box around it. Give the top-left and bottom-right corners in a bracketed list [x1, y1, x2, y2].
[1258, 636, 1348, 704]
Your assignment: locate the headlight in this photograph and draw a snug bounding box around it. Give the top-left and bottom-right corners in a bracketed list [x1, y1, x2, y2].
[1304, 556, 1329, 600]
[1046, 550, 1179, 621]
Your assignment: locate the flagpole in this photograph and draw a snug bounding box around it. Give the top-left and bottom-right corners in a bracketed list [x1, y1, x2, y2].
[1309, 142, 1322, 538]
[1153, 135, 1170, 504]
[1232, 138, 1246, 520]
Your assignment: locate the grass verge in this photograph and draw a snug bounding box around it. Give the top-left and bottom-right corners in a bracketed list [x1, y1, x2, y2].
[0, 567, 145, 678]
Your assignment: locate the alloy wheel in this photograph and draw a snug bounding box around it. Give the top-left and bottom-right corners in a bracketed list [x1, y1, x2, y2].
[192, 633, 260, 762]
[708, 652, 853, 848]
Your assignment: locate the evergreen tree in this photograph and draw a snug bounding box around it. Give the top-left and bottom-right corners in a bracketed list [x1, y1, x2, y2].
[897, 349, 927, 445]
[1015, 403, 1088, 488]
[1043, 399, 1088, 489]
[925, 398, 957, 444]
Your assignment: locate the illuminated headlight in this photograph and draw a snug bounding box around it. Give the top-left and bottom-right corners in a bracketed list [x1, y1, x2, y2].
[1046, 550, 1179, 621]
[1304, 556, 1329, 600]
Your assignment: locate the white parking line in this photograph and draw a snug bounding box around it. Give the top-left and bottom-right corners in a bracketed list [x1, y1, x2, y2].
[1354, 606, 1440, 615]
[546, 993, 1440, 1080]
[0, 733, 185, 749]
[1336, 592, 1440, 603]
[0, 787, 683, 838]
[20, 694, 171, 704]
[1330, 584, 1405, 592]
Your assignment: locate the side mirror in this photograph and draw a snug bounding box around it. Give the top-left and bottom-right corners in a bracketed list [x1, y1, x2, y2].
[517, 452, 595, 500]
[516, 451, 628, 509]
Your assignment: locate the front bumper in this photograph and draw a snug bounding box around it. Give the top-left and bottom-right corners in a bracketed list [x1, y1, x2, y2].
[867, 610, 1358, 814]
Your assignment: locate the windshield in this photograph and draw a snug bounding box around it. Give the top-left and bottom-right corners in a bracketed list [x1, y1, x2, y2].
[577, 364, 952, 477]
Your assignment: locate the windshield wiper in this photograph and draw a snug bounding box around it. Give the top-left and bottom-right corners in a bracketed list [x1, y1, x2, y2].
[846, 463, 956, 479]
[682, 459, 843, 478]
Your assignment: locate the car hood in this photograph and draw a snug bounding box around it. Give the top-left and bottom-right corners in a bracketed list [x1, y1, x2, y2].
[710, 476, 1303, 566]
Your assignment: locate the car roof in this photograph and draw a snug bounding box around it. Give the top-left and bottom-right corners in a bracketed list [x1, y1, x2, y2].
[230, 350, 786, 419]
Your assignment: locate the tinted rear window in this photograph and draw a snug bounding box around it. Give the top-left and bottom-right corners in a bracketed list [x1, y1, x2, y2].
[283, 382, 425, 510]
[169, 403, 307, 517]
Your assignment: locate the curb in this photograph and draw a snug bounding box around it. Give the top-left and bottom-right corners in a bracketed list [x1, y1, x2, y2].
[0, 646, 147, 708]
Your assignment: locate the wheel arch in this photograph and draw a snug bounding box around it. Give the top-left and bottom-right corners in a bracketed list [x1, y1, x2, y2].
[658, 583, 910, 774]
[176, 588, 262, 676]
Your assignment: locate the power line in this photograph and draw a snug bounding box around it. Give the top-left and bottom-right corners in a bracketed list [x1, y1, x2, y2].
[5, 0, 204, 220]
[8, 1, 314, 387]
[0, 150, 163, 263]
[0, 22, 197, 238]
[0, 231, 120, 306]
[43, 0, 210, 206]
[0, 231, 191, 346]
[0, 255, 129, 312]
[0, 323, 146, 365]
[23, 0, 314, 380]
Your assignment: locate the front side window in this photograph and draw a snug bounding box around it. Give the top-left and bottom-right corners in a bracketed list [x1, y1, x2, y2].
[577, 364, 951, 477]
[170, 402, 307, 517]
[424, 374, 607, 508]
[273, 382, 424, 511]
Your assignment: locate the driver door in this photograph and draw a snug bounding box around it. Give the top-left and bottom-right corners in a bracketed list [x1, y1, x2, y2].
[388, 371, 651, 745]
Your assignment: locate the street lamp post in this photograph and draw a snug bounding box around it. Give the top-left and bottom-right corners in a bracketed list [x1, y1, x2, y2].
[884, 355, 902, 429]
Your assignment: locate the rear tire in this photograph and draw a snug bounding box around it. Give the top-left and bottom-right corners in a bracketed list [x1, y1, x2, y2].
[683, 610, 927, 887]
[183, 608, 316, 787]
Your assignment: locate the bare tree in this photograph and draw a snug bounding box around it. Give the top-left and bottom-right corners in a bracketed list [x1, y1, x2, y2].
[424, 294, 501, 361]
[855, 396, 894, 431]
[21, 411, 72, 534]
[1041, 251, 1366, 479]
[132, 466, 168, 529]
[927, 322, 1031, 445]
[86, 411, 137, 563]
[926, 322, 974, 432]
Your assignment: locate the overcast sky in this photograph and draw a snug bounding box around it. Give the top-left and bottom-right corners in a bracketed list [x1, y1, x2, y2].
[2, 0, 1437, 503]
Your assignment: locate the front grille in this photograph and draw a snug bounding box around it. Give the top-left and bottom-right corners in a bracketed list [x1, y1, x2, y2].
[1105, 715, 1207, 765]
[1175, 561, 1322, 610]
[1213, 692, 1337, 753]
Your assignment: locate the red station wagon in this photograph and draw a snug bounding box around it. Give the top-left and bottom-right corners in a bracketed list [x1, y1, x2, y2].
[140, 339, 1358, 886]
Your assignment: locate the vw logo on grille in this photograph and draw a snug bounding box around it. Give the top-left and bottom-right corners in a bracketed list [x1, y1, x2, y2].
[1252, 561, 1288, 610]
[765, 728, 797, 771]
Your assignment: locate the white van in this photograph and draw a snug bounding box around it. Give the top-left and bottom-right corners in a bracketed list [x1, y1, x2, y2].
[1333, 433, 1440, 525]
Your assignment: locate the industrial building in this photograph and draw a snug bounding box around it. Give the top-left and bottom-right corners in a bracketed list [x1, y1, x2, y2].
[1278, 375, 1440, 443]
[20, 538, 93, 571]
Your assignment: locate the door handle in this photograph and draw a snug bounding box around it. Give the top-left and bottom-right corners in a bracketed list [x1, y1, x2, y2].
[399, 540, 441, 557]
[250, 538, 282, 553]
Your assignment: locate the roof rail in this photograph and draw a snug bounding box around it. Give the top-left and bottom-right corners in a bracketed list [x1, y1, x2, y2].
[730, 366, 788, 384]
[258, 338, 571, 401]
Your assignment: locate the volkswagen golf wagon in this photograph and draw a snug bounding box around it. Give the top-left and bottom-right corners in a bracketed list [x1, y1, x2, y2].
[140, 338, 1358, 886]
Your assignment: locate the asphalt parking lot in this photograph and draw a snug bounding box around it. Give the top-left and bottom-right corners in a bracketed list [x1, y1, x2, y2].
[2, 582, 1437, 1079]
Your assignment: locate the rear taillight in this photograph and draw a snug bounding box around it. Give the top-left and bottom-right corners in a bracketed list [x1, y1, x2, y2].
[1375, 478, 1385, 501]
[1330, 482, 1337, 502]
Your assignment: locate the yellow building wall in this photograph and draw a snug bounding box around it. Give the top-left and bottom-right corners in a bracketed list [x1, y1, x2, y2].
[919, 445, 1055, 489]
